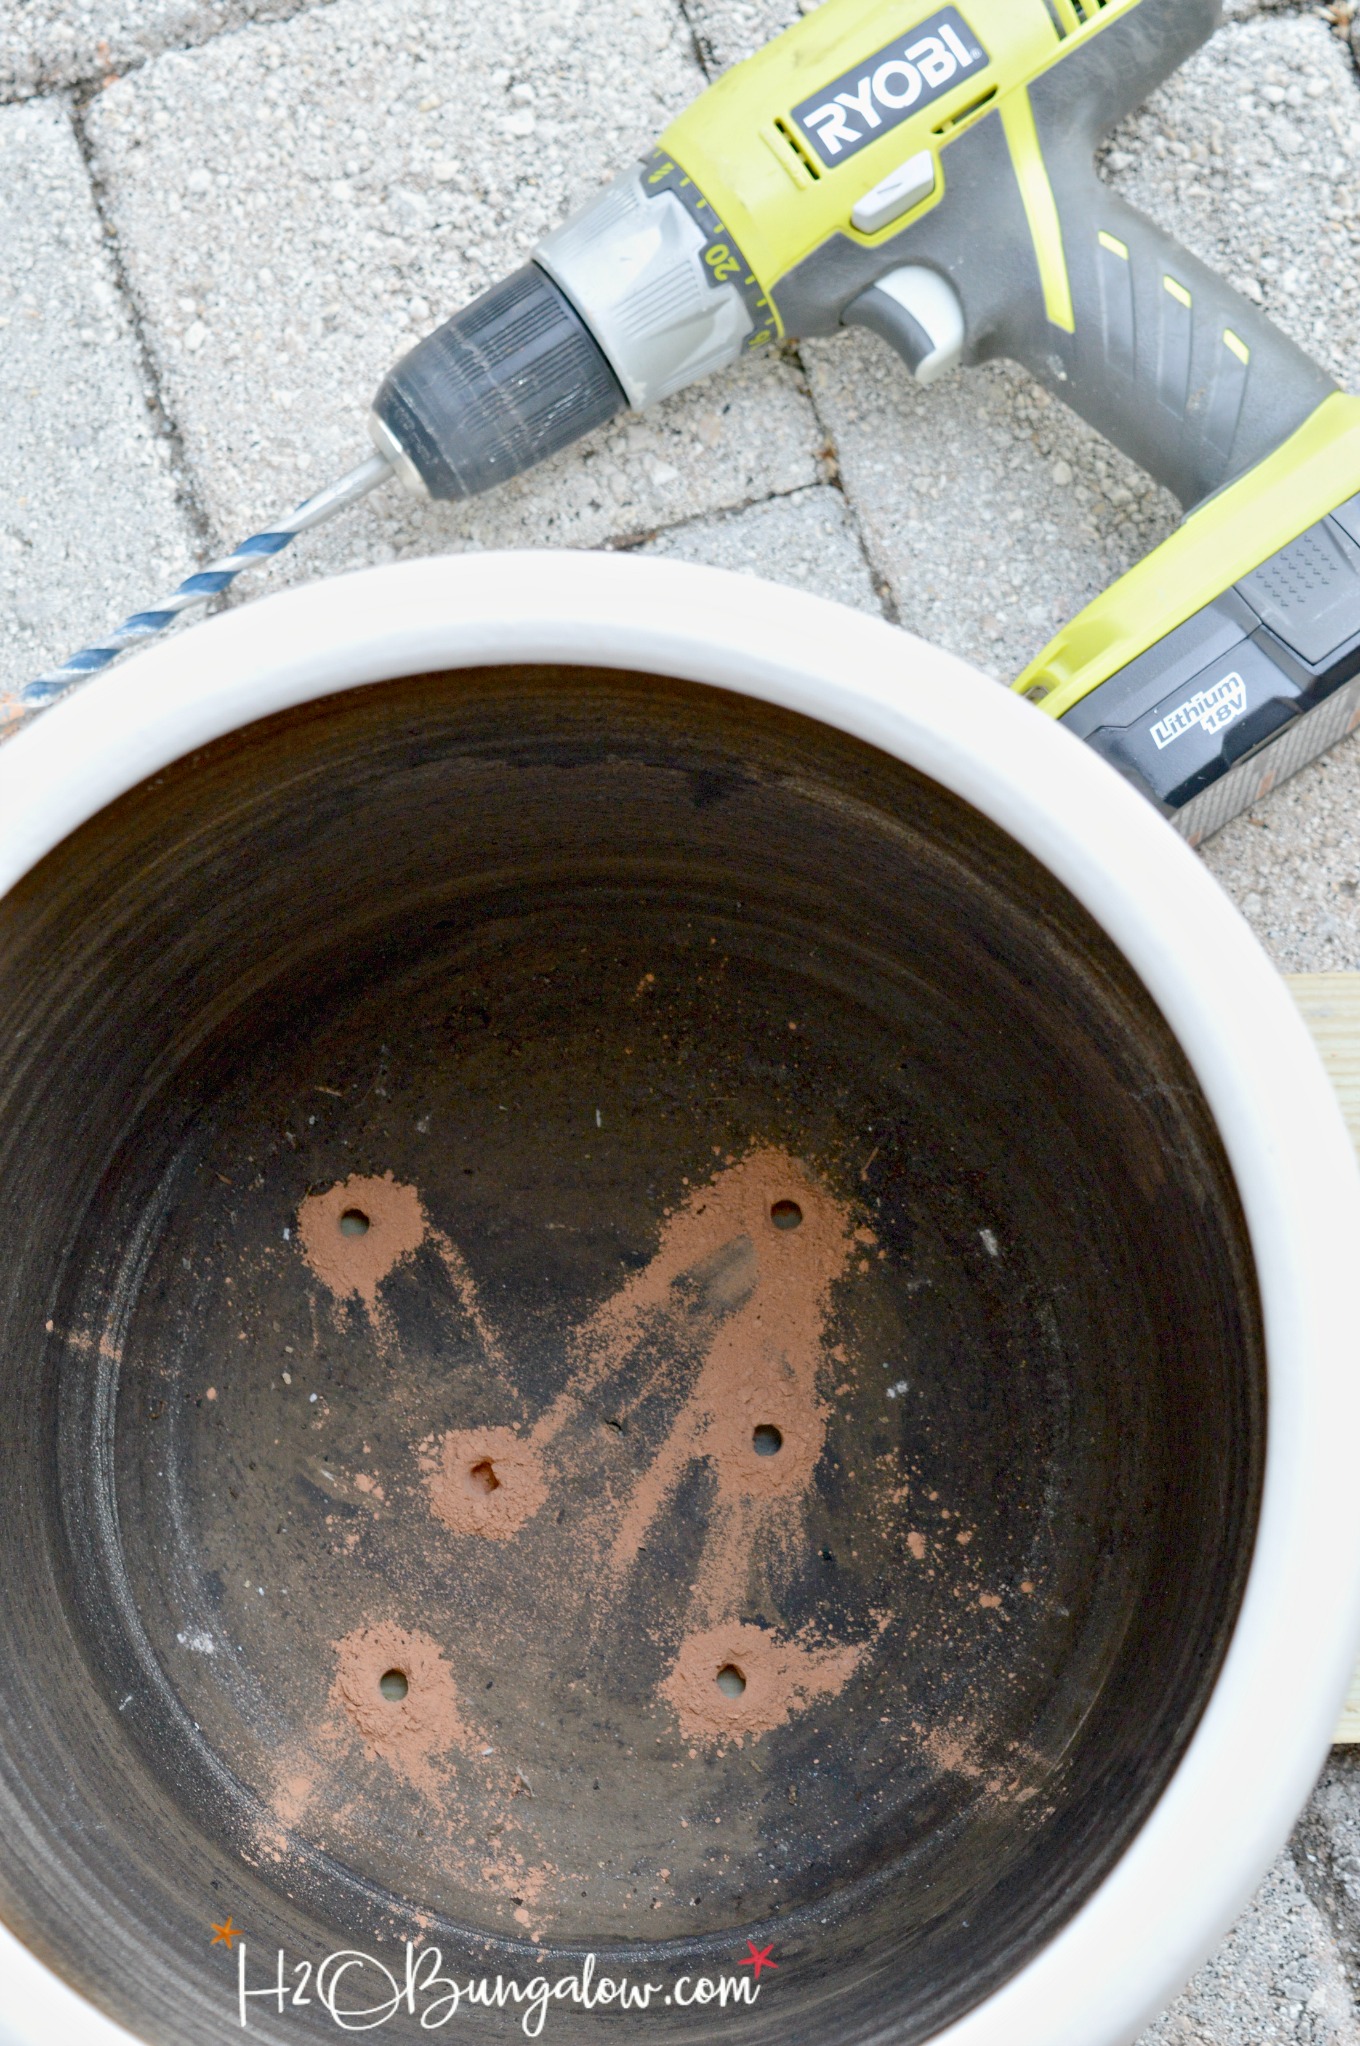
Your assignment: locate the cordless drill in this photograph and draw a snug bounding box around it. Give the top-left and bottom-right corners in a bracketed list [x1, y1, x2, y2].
[366, 0, 1360, 845]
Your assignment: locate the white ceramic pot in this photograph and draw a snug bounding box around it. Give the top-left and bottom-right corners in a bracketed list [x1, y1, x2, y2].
[0, 551, 1356, 2046]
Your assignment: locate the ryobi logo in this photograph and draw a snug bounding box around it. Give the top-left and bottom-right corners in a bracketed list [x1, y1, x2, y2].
[791, 7, 988, 168]
[1150, 672, 1249, 751]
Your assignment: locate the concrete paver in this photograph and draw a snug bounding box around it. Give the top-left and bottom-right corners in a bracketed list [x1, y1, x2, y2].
[84, 0, 824, 596]
[683, 0, 798, 78]
[0, 0, 316, 102]
[1141, 1851, 1359, 2046]
[1295, 1752, 1360, 2001]
[0, 96, 195, 702]
[683, 0, 1353, 87]
[639, 481, 882, 611]
[804, 340, 1178, 683]
[1201, 744, 1360, 973]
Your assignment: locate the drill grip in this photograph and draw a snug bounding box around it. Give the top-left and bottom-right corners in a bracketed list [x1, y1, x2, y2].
[995, 62, 1336, 509]
[784, 1, 1337, 511]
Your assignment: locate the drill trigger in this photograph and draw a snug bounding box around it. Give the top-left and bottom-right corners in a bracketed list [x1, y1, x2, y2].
[842, 265, 965, 386]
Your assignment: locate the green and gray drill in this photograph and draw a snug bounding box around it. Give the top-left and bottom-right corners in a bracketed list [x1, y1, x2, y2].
[42, 0, 1360, 845]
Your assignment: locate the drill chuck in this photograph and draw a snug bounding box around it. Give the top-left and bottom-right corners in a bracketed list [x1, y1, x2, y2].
[370, 156, 773, 503]
[369, 262, 625, 502]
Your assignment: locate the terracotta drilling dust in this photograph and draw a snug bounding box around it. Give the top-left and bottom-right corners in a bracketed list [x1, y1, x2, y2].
[296, 1172, 507, 1364]
[658, 1620, 871, 1751]
[331, 1622, 476, 1795]
[258, 1630, 562, 1931]
[247, 1138, 990, 1937]
[304, 1149, 889, 1836]
[661, 1621, 869, 1746]
[528, 1147, 867, 1628]
[297, 1173, 427, 1311]
[423, 1424, 548, 1539]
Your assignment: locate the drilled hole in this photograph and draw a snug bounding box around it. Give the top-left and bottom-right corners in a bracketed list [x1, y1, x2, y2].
[752, 1424, 783, 1457]
[469, 1458, 500, 1494]
[770, 1200, 802, 1231]
[716, 1664, 747, 1698]
[379, 1668, 408, 1702]
[339, 1208, 370, 1236]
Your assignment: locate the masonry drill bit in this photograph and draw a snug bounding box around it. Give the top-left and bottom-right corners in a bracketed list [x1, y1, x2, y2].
[19, 450, 393, 712]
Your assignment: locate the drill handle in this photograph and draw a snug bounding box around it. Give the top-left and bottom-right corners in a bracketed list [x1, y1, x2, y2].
[992, 110, 1337, 509]
[825, 1, 1337, 511]
[1013, 0, 1337, 507]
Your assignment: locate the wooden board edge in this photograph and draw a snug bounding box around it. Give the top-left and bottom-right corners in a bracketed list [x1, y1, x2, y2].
[1285, 974, 1360, 1743]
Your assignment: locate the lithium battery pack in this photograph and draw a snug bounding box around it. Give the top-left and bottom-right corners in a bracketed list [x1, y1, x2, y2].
[1060, 493, 1360, 845]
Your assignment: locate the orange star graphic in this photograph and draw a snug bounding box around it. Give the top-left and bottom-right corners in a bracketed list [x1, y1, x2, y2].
[210, 1917, 242, 1950]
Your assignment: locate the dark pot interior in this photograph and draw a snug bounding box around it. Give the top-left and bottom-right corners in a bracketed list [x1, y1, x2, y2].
[0, 665, 1262, 2044]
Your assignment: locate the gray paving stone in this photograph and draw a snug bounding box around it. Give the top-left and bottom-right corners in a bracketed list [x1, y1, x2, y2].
[803, 342, 1178, 684]
[84, 0, 823, 598]
[0, 97, 195, 710]
[804, 11, 1360, 685]
[1138, 1850, 1360, 2046]
[0, 0, 315, 102]
[655, 0, 1342, 84]
[1224, 0, 1338, 16]
[684, 0, 799, 78]
[1294, 1751, 1360, 1998]
[638, 481, 883, 611]
[1201, 742, 1360, 971]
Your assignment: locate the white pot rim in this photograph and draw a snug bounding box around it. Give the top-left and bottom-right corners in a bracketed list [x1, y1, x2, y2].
[1, 549, 1358, 2046]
